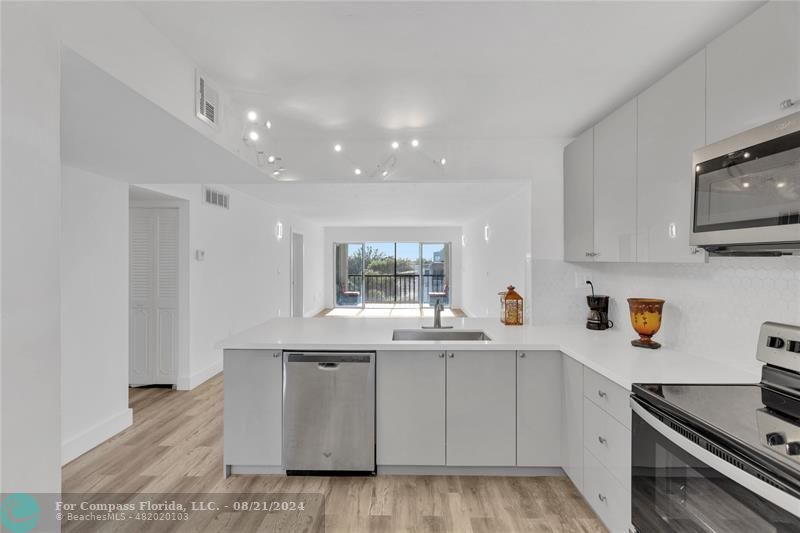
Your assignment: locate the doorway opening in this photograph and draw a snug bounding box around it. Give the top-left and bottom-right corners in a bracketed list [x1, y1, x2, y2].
[291, 232, 304, 317]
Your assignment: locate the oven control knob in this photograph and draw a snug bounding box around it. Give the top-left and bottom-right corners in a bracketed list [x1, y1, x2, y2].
[766, 432, 786, 446]
[785, 441, 800, 456]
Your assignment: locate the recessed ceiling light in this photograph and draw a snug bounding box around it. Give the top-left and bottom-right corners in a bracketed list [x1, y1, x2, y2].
[439, 158, 447, 166]
[744, 151, 750, 158]
[334, 144, 342, 152]
[354, 168, 362, 175]
[248, 130, 260, 142]
[391, 141, 400, 150]
[265, 120, 272, 129]
[382, 170, 389, 177]
[777, 181, 786, 188]
[411, 139, 420, 148]
[246, 110, 258, 122]
[742, 181, 750, 188]
[267, 155, 276, 163]
[272, 170, 280, 176]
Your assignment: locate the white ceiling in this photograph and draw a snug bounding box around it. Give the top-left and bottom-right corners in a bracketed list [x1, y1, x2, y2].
[137, 1, 761, 143]
[235, 180, 530, 226]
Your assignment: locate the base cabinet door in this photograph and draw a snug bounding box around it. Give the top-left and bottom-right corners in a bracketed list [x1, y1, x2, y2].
[377, 350, 446, 465]
[223, 349, 283, 466]
[584, 448, 631, 533]
[446, 350, 516, 466]
[517, 350, 562, 466]
[561, 355, 584, 491]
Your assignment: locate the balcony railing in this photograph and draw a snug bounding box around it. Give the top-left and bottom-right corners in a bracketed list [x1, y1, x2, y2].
[342, 274, 447, 305]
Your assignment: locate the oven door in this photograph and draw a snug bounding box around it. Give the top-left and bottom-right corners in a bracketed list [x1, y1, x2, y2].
[691, 113, 800, 250]
[631, 401, 800, 533]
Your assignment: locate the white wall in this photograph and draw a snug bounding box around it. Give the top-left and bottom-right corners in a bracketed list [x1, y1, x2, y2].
[61, 167, 132, 464]
[322, 226, 463, 309]
[462, 182, 532, 318]
[0, 0, 276, 493]
[1, 3, 62, 493]
[529, 141, 800, 375]
[138, 184, 324, 388]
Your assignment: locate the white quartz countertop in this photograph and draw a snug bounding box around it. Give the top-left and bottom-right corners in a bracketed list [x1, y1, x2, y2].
[218, 317, 759, 391]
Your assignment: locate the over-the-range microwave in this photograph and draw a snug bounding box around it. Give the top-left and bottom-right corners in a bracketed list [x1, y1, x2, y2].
[691, 110, 800, 255]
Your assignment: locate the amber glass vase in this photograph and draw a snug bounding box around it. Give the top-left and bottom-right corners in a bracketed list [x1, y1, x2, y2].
[627, 298, 665, 349]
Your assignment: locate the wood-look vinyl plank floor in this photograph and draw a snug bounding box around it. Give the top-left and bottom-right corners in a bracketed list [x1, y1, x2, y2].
[62, 373, 606, 533]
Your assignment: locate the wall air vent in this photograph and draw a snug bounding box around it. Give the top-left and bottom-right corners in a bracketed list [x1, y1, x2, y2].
[195, 70, 220, 127]
[203, 187, 229, 209]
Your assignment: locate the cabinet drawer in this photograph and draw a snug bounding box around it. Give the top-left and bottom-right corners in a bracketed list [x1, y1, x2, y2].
[583, 398, 631, 493]
[584, 367, 631, 429]
[584, 448, 631, 533]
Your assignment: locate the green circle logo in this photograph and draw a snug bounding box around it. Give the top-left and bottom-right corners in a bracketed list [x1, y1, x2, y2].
[1, 493, 40, 533]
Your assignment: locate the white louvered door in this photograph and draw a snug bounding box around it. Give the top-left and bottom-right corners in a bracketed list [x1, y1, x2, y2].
[130, 207, 178, 386]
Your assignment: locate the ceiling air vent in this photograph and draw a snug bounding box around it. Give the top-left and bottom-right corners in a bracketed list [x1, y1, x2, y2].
[203, 187, 229, 209]
[195, 70, 220, 127]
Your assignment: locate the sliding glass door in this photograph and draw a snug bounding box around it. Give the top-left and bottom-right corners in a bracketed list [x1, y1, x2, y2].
[422, 243, 449, 307]
[334, 242, 451, 309]
[334, 243, 363, 307]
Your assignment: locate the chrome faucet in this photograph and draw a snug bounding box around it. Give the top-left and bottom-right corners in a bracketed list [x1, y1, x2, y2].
[423, 299, 452, 329]
[434, 299, 444, 329]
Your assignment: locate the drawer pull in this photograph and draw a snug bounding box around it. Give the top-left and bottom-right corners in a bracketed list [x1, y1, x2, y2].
[598, 435, 607, 445]
[439, 352, 445, 358]
[598, 493, 607, 503]
[273, 352, 280, 358]
[597, 390, 608, 399]
[448, 353, 455, 358]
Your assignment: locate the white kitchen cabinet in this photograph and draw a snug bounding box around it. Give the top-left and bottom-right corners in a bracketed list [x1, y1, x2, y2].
[561, 355, 584, 491]
[223, 349, 283, 467]
[637, 50, 706, 263]
[584, 447, 631, 533]
[517, 350, 562, 466]
[594, 99, 638, 262]
[564, 127, 596, 262]
[446, 350, 516, 466]
[706, 1, 800, 143]
[377, 350, 445, 465]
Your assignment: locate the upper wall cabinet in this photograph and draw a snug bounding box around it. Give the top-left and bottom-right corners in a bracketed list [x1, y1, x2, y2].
[706, 1, 800, 143]
[564, 128, 595, 262]
[593, 99, 637, 262]
[637, 51, 706, 263]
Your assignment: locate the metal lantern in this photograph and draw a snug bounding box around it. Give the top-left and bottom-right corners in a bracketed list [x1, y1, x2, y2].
[499, 285, 524, 326]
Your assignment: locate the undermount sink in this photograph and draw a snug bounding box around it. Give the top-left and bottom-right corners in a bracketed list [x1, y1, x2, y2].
[391, 329, 492, 341]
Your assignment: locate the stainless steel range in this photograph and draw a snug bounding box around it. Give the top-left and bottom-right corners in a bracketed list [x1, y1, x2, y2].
[631, 322, 800, 532]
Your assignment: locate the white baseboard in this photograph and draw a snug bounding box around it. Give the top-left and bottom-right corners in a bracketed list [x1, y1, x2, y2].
[62, 408, 133, 465]
[177, 360, 223, 390]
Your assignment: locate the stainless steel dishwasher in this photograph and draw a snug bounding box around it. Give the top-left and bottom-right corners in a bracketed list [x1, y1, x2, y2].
[283, 351, 375, 474]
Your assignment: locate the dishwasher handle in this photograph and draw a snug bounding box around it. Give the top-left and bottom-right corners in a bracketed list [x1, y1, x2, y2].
[286, 353, 373, 364]
[318, 362, 339, 370]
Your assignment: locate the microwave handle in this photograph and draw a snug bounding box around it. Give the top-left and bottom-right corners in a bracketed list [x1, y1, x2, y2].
[631, 400, 800, 518]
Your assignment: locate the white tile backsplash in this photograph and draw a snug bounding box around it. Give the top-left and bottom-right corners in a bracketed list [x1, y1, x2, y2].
[532, 257, 800, 373]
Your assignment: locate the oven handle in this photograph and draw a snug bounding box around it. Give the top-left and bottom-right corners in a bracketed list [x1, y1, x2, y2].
[631, 399, 800, 518]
